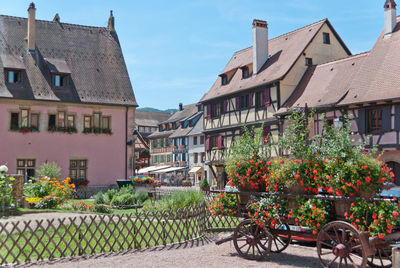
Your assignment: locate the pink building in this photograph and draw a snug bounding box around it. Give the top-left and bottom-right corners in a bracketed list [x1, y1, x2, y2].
[0, 4, 137, 186]
[278, 0, 400, 185]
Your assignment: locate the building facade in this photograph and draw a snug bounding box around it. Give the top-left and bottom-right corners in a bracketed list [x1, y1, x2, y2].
[278, 0, 400, 186]
[0, 5, 137, 186]
[200, 18, 351, 188]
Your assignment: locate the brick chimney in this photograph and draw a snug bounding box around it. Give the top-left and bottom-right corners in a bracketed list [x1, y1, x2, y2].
[179, 103, 183, 111]
[27, 2, 36, 53]
[252, 19, 268, 75]
[53, 13, 60, 23]
[108, 10, 115, 32]
[384, 0, 397, 35]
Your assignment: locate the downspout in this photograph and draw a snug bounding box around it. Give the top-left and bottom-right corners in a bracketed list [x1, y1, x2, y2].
[125, 106, 128, 179]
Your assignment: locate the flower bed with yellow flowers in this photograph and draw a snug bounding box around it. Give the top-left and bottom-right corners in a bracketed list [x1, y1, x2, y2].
[24, 177, 76, 209]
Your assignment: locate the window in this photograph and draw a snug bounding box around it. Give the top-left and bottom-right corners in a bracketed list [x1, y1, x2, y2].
[194, 153, 198, 164]
[10, 112, 19, 130]
[93, 113, 101, 129]
[221, 74, 228, 85]
[48, 114, 56, 130]
[200, 136, 205, 145]
[31, 114, 39, 129]
[84, 116, 92, 129]
[193, 136, 197, 145]
[323, 33, 330, 44]
[305, 58, 313, 66]
[242, 66, 250, 79]
[201, 152, 206, 163]
[69, 160, 88, 182]
[240, 94, 249, 109]
[102, 117, 110, 130]
[21, 109, 29, 127]
[160, 138, 164, 147]
[57, 111, 65, 128]
[256, 91, 265, 108]
[67, 115, 75, 128]
[367, 108, 382, 133]
[16, 159, 36, 181]
[54, 74, 68, 88]
[211, 102, 222, 118]
[6, 70, 22, 84]
[210, 136, 219, 148]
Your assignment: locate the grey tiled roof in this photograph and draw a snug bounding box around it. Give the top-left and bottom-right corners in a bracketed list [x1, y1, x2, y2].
[135, 111, 171, 127]
[0, 15, 137, 106]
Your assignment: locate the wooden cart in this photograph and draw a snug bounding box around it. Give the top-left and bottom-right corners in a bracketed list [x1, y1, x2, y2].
[209, 190, 400, 268]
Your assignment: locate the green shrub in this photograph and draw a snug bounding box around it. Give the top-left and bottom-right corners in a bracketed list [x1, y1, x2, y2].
[36, 162, 61, 179]
[200, 178, 209, 189]
[104, 189, 118, 204]
[94, 192, 106, 205]
[35, 196, 58, 209]
[144, 190, 204, 211]
[136, 192, 148, 204]
[110, 193, 136, 206]
[92, 204, 112, 214]
[0, 165, 14, 207]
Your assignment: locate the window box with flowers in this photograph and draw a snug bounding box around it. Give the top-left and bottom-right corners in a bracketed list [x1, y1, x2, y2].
[178, 145, 185, 149]
[83, 127, 93, 134]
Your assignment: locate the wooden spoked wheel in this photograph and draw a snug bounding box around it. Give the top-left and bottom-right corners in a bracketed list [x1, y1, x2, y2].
[233, 219, 272, 260]
[268, 222, 291, 253]
[367, 247, 392, 268]
[317, 221, 367, 268]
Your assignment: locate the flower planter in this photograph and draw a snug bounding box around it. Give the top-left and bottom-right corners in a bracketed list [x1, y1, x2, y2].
[238, 184, 260, 205]
[334, 199, 351, 220]
[133, 183, 155, 194]
[284, 184, 304, 211]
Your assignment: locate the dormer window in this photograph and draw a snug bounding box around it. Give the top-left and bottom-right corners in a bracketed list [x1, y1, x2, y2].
[220, 74, 228, 86]
[6, 69, 22, 85]
[305, 58, 313, 66]
[53, 74, 68, 88]
[241, 66, 250, 79]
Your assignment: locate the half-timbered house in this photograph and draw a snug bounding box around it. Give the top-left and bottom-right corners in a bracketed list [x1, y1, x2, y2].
[200, 18, 351, 188]
[277, 0, 400, 186]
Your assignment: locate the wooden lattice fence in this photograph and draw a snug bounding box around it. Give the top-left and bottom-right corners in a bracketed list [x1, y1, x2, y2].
[0, 204, 206, 265]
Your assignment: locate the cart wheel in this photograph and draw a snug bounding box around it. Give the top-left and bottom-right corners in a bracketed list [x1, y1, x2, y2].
[233, 219, 272, 260]
[268, 222, 291, 253]
[317, 221, 367, 268]
[367, 247, 392, 268]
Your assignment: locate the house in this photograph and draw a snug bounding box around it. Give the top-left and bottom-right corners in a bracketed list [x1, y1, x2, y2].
[147, 103, 200, 185]
[199, 17, 351, 188]
[277, 0, 400, 186]
[0, 4, 137, 186]
[131, 111, 171, 173]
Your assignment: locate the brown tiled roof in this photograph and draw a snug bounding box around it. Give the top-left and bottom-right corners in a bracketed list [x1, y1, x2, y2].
[277, 52, 369, 114]
[340, 17, 400, 105]
[147, 129, 173, 139]
[162, 103, 198, 123]
[135, 111, 171, 127]
[0, 15, 137, 106]
[200, 19, 350, 102]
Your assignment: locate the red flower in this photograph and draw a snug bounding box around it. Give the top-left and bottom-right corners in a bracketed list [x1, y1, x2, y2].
[295, 174, 300, 180]
[378, 234, 384, 239]
[365, 177, 371, 183]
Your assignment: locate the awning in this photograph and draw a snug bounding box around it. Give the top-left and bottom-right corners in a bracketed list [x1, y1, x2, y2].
[45, 58, 71, 74]
[137, 165, 170, 174]
[153, 167, 186, 174]
[188, 166, 203, 173]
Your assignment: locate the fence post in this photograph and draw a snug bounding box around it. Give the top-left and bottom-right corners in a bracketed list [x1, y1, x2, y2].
[78, 229, 83, 256]
[162, 221, 166, 246]
[393, 246, 400, 268]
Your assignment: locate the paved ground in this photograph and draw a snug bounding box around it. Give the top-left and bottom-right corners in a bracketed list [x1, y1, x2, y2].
[20, 234, 322, 268]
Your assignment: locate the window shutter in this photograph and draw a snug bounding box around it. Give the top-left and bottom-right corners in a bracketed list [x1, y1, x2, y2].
[395, 105, 400, 131]
[223, 100, 228, 113]
[382, 106, 392, 132]
[357, 109, 366, 134]
[249, 93, 254, 107]
[217, 135, 223, 149]
[206, 104, 211, 120]
[236, 97, 240, 109]
[264, 88, 271, 106]
[205, 137, 210, 151]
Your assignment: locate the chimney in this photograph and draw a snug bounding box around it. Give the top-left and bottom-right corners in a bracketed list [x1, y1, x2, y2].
[252, 19, 268, 75]
[384, 0, 397, 35]
[179, 103, 183, 111]
[27, 2, 36, 53]
[108, 10, 115, 32]
[53, 13, 60, 23]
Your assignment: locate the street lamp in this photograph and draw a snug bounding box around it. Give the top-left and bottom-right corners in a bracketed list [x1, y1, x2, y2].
[132, 130, 138, 176]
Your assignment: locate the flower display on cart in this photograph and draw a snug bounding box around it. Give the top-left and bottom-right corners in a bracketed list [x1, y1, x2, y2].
[206, 192, 238, 217]
[248, 196, 287, 228]
[345, 198, 400, 238]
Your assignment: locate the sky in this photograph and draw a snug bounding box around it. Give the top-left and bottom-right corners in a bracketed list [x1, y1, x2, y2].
[0, 1, 387, 110]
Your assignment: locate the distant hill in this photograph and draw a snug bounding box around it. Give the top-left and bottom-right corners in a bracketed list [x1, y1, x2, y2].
[137, 107, 177, 114]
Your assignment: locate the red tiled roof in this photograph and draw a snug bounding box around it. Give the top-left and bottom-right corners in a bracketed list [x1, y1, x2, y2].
[340, 17, 400, 105]
[277, 52, 369, 113]
[200, 19, 350, 102]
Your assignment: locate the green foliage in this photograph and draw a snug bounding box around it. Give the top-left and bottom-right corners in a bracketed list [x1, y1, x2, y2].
[94, 186, 148, 207]
[92, 204, 112, 214]
[206, 192, 238, 217]
[136, 192, 149, 204]
[0, 165, 14, 207]
[225, 126, 271, 177]
[110, 193, 136, 207]
[36, 162, 62, 179]
[35, 196, 59, 209]
[199, 178, 210, 189]
[248, 196, 287, 227]
[143, 190, 204, 211]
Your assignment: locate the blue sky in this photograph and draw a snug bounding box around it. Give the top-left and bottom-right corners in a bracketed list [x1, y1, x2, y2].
[1, 1, 387, 110]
